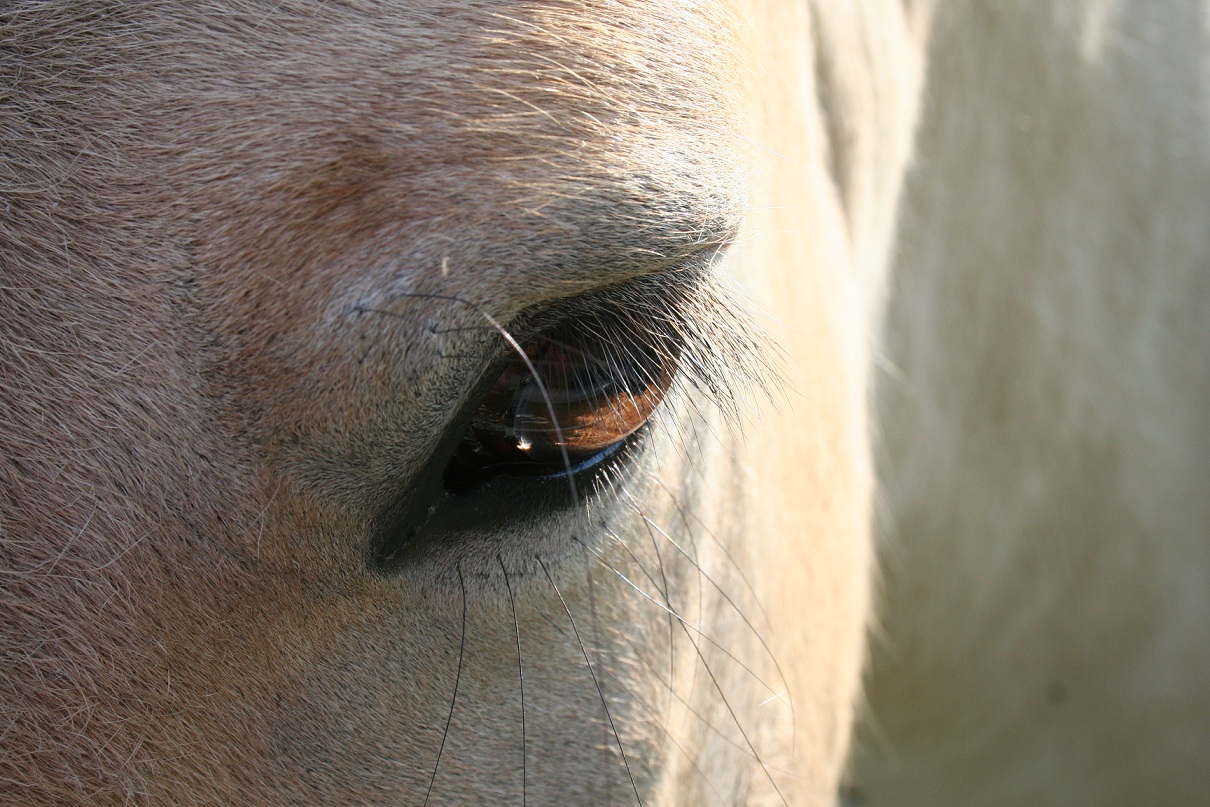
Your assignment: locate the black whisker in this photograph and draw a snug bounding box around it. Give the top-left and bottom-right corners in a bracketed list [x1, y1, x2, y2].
[616, 499, 790, 806]
[589, 531, 781, 765]
[422, 563, 468, 807]
[613, 624, 757, 764]
[583, 563, 614, 794]
[638, 501, 677, 729]
[651, 474, 772, 627]
[645, 469, 794, 752]
[594, 633, 733, 807]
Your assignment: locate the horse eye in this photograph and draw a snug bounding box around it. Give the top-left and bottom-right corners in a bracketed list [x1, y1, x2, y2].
[443, 318, 675, 490]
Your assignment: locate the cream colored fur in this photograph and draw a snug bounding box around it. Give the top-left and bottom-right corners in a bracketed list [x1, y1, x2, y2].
[850, 2, 1210, 805]
[3, 0, 1206, 805]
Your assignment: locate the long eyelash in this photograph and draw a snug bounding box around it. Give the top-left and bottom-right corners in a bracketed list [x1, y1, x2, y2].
[372, 269, 776, 428]
[591, 275, 773, 426]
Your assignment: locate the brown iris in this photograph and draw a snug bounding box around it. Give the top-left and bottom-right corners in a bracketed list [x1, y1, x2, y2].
[444, 316, 676, 489]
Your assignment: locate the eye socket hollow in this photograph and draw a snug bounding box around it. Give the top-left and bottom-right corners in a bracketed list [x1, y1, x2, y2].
[443, 314, 677, 491]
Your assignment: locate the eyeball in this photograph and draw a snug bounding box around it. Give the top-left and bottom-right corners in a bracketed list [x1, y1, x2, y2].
[444, 314, 677, 489]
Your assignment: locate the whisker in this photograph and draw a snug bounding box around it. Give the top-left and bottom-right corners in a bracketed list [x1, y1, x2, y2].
[596, 636, 733, 807]
[614, 493, 790, 806]
[622, 490, 797, 727]
[648, 469, 796, 753]
[584, 563, 613, 792]
[538, 556, 644, 807]
[633, 445, 710, 719]
[612, 621, 756, 763]
[634, 488, 678, 730]
[651, 474, 771, 627]
[422, 563, 468, 807]
[498, 556, 527, 807]
[581, 535, 783, 701]
[678, 612, 790, 806]
[583, 533, 789, 805]
[589, 536, 776, 766]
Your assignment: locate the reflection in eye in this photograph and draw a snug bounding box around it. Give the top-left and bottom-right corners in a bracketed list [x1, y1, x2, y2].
[444, 314, 677, 488]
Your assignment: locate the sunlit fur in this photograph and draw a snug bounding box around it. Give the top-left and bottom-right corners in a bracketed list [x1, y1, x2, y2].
[0, 1, 918, 805]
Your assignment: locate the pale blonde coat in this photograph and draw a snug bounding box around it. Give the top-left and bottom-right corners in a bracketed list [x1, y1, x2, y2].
[2, 1, 1206, 805]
